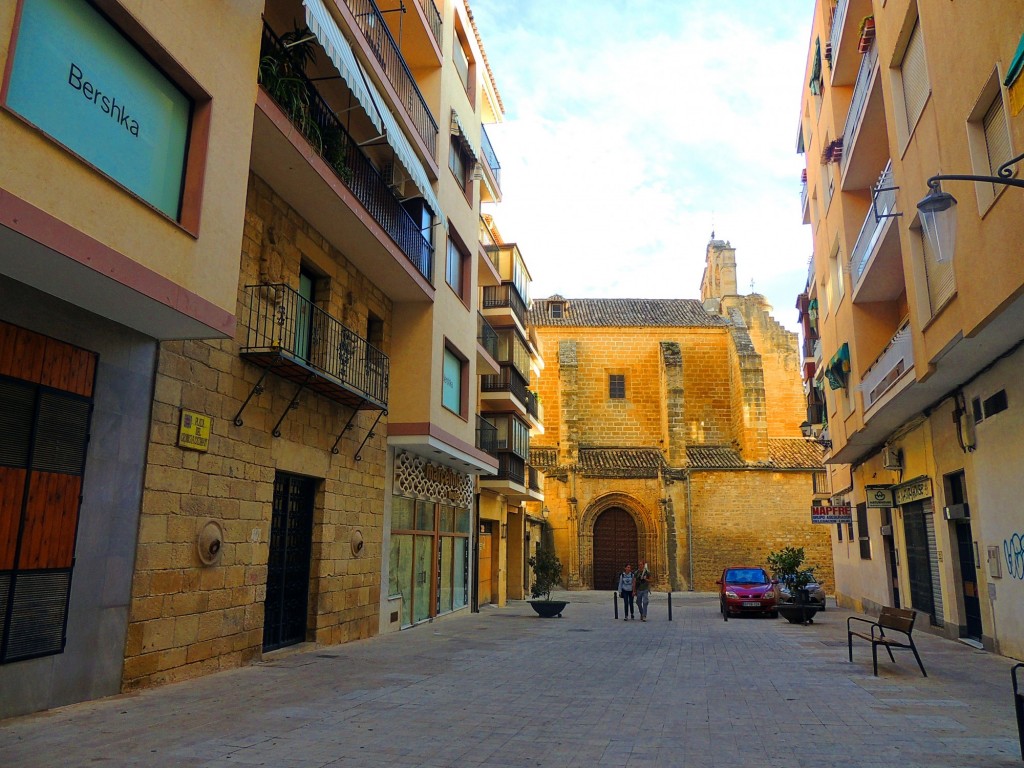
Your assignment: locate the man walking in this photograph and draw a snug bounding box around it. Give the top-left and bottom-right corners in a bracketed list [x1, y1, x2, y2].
[635, 561, 651, 621]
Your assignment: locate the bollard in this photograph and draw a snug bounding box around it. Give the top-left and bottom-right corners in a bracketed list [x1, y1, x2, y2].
[613, 591, 619, 620]
[1013, 663, 1024, 761]
[668, 592, 672, 621]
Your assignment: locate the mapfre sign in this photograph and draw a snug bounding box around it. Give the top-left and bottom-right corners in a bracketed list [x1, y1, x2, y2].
[811, 504, 853, 524]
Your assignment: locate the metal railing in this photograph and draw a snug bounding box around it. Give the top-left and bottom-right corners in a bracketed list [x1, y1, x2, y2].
[259, 23, 432, 282]
[800, 180, 808, 213]
[339, 0, 438, 156]
[240, 283, 389, 405]
[480, 125, 501, 190]
[524, 389, 539, 420]
[494, 453, 525, 485]
[482, 282, 528, 327]
[802, 336, 818, 358]
[477, 313, 498, 359]
[415, 0, 441, 44]
[850, 161, 896, 288]
[527, 464, 542, 492]
[476, 415, 497, 455]
[841, 37, 879, 176]
[859, 325, 913, 410]
[828, 0, 850, 69]
[481, 365, 529, 406]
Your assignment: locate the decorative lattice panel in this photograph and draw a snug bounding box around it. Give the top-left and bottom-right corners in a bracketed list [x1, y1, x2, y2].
[394, 450, 473, 508]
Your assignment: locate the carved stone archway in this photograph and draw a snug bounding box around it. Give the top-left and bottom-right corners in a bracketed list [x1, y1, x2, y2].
[579, 493, 659, 590]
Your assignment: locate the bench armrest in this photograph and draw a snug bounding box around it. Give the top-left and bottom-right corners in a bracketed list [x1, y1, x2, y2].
[847, 615, 878, 632]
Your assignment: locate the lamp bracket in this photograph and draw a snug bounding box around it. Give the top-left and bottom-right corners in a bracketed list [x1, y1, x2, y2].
[926, 151, 1024, 193]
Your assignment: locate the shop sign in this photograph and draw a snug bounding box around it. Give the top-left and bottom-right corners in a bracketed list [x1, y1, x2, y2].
[811, 504, 852, 524]
[865, 485, 894, 508]
[394, 450, 473, 507]
[6, 0, 192, 219]
[178, 410, 210, 452]
[894, 476, 932, 505]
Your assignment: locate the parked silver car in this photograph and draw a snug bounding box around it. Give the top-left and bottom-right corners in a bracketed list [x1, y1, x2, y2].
[777, 580, 827, 609]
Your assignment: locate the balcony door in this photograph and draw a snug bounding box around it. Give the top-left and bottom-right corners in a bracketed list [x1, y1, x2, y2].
[294, 269, 315, 363]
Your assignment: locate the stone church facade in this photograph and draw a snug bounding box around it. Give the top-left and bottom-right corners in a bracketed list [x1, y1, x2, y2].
[529, 240, 834, 593]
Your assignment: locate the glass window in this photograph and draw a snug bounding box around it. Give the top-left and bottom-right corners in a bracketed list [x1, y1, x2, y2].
[439, 537, 453, 614]
[609, 374, 626, 399]
[442, 347, 463, 414]
[392, 496, 414, 530]
[449, 138, 470, 191]
[453, 33, 470, 92]
[389, 534, 413, 626]
[415, 499, 434, 532]
[413, 535, 433, 624]
[446, 239, 465, 297]
[440, 505, 456, 533]
[453, 537, 468, 608]
[456, 507, 471, 534]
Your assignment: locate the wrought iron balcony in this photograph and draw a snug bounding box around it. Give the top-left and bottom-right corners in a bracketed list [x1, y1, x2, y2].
[339, 0, 438, 157]
[415, 0, 441, 44]
[477, 313, 498, 359]
[482, 282, 528, 328]
[840, 37, 878, 177]
[476, 415, 498, 456]
[481, 365, 529, 406]
[859, 325, 913, 411]
[259, 22, 432, 283]
[850, 162, 897, 289]
[480, 125, 501, 190]
[238, 283, 388, 411]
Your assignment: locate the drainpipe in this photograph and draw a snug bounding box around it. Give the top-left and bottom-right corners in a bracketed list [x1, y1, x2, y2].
[471, 492, 480, 613]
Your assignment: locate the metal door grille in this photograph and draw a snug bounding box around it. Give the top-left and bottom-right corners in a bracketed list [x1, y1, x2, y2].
[263, 474, 316, 652]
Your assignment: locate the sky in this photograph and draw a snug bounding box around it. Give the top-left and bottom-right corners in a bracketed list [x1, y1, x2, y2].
[470, 0, 815, 332]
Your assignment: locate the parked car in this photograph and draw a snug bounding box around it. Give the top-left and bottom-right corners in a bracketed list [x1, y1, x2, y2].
[717, 566, 778, 619]
[777, 580, 827, 609]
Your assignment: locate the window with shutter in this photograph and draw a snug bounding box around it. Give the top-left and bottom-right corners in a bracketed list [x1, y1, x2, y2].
[982, 96, 1012, 198]
[900, 20, 930, 135]
[0, 322, 96, 664]
[921, 226, 955, 315]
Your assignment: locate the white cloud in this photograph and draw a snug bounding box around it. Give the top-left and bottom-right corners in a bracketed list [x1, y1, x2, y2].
[472, 0, 815, 329]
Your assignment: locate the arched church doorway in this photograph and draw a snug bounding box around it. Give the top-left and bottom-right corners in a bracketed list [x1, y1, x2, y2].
[593, 507, 638, 589]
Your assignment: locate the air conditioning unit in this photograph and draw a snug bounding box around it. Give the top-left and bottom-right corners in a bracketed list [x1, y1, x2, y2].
[882, 445, 902, 471]
[943, 503, 970, 521]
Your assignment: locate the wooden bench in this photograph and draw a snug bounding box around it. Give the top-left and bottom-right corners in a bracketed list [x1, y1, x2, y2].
[847, 606, 927, 677]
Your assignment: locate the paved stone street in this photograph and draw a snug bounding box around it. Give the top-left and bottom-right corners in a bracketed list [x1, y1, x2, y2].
[1, 591, 1021, 767]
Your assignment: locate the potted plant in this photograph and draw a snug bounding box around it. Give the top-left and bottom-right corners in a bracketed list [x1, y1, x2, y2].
[528, 546, 568, 618]
[858, 15, 876, 53]
[767, 546, 819, 625]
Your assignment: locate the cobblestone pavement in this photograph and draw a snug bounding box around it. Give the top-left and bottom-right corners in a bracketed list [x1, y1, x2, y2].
[2, 591, 1021, 767]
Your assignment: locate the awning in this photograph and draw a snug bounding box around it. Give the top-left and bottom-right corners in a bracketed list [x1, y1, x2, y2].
[825, 343, 850, 390]
[449, 109, 480, 163]
[302, 0, 446, 229]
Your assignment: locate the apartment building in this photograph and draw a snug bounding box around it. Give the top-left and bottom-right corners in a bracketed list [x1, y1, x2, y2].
[1, 0, 525, 718]
[797, 0, 1024, 656]
[0, 0, 261, 717]
[530, 241, 833, 594]
[476, 215, 545, 606]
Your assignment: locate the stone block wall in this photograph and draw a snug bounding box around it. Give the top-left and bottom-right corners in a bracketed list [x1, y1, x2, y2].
[123, 174, 390, 690]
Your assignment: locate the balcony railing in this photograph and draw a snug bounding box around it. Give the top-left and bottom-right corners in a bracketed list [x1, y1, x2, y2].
[239, 283, 389, 408]
[800, 179, 808, 213]
[476, 415, 497, 456]
[481, 365, 529, 405]
[480, 125, 502, 190]
[494, 453, 525, 485]
[859, 325, 913, 410]
[482, 282, 528, 327]
[802, 336, 818, 358]
[850, 162, 896, 288]
[840, 37, 878, 176]
[259, 23, 432, 282]
[527, 464, 542, 492]
[524, 388, 539, 420]
[339, 0, 438, 157]
[477, 313, 498, 359]
[828, 0, 850, 69]
[415, 0, 441, 45]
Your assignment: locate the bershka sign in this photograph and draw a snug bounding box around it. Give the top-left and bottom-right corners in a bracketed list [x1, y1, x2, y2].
[811, 504, 853, 524]
[6, 0, 191, 218]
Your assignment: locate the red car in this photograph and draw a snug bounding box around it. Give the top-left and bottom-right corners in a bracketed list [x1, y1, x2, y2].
[717, 566, 778, 620]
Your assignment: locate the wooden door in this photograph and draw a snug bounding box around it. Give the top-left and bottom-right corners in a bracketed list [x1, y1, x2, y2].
[478, 525, 493, 604]
[593, 508, 637, 590]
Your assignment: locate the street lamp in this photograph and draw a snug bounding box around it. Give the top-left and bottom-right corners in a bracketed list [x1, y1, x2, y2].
[800, 420, 832, 451]
[916, 152, 1024, 263]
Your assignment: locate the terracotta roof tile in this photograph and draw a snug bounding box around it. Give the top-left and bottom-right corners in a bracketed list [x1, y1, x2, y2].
[530, 298, 727, 327]
[530, 447, 558, 469]
[686, 445, 745, 468]
[579, 448, 665, 478]
[766, 438, 826, 469]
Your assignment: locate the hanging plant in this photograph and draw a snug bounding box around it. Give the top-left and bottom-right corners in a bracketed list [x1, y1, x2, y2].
[858, 15, 876, 53]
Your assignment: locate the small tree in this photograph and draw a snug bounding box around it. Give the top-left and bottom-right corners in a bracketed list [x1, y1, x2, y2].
[528, 547, 563, 601]
[766, 546, 816, 603]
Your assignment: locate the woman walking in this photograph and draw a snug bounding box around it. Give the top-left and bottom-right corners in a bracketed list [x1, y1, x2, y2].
[617, 564, 636, 620]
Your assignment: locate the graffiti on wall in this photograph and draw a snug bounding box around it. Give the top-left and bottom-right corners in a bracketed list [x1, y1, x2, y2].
[1005, 532, 1024, 580]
